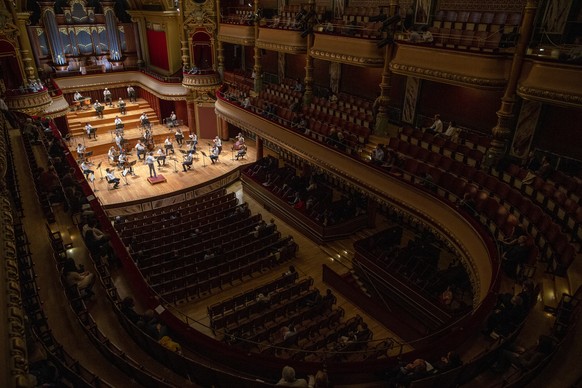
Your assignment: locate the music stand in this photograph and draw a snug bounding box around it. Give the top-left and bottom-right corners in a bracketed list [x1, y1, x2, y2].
[97, 162, 103, 180]
[171, 156, 179, 173]
[121, 168, 131, 185]
[89, 173, 98, 192]
[200, 151, 207, 167]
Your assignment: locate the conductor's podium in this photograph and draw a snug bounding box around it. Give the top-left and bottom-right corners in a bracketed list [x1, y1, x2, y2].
[147, 174, 167, 185]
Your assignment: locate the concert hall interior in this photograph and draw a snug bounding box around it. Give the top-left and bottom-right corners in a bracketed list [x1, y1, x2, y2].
[1, 0, 582, 387]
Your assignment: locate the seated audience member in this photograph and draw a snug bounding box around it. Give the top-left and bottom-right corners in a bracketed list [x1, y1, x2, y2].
[426, 114, 443, 134]
[63, 258, 95, 298]
[121, 296, 144, 324]
[493, 335, 554, 372]
[312, 370, 329, 388]
[443, 121, 460, 142]
[483, 295, 526, 337]
[421, 26, 433, 42]
[284, 265, 297, 277]
[276, 365, 308, 387]
[371, 144, 385, 165]
[434, 351, 462, 372]
[256, 292, 271, 310]
[387, 358, 433, 386]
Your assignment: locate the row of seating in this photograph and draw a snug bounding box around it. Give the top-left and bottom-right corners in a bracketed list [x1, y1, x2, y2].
[136, 213, 261, 257]
[121, 196, 239, 241]
[118, 188, 228, 224]
[208, 271, 299, 320]
[118, 190, 233, 231]
[212, 278, 315, 332]
[21, 126, 57, 223]
[392, 150, 575, 276]
[14, 222, 113, 387]
[3, 129, 24, 217]
[400, 126, 491, 155]
[433, 9, 521, 32]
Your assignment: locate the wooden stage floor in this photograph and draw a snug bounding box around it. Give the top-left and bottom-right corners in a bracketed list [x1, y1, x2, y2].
[72, 139, 257, 208]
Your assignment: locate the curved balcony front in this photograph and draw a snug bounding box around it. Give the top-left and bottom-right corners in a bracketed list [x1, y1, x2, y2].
[390, 43, 512, 89]
[256, 27, 307, 54]
[217, 23, 255, 46]
[310, 33, 385, 67]
[4, 89, 53, 115]
[182, 71, 222, 91]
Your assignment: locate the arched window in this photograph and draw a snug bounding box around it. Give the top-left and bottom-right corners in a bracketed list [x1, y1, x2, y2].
[192, 31, 212, 69]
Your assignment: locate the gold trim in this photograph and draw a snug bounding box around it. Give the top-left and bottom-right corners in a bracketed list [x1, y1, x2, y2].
[217, 34, 255, 46]
[310, 48, 384, 66]
[256, 41, 306, 54]
[517, 86, 582, 108]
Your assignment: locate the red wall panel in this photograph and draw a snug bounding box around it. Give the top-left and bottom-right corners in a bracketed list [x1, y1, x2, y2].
[146, 29, 169, 70]
[198, 106, 218, 139]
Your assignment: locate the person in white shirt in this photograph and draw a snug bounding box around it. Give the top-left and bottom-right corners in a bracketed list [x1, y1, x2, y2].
[174, 127, 184, 146]
[114, 116, 123, 134]
[135, 140, 146, 160]
[118, 98, 126, 115]
[427, 114, 443, 135]
[182, 152, 193, 171]
[145, 152, 156, 177]
[169, 111, 177, 127]
[213, 136, 222, 154]
[105, 168, 120, 189]
[94, 100, 103, 118]
[81, 161, 93, 177]
[76, 143, 86, 160]
[85, 123, 96, 139]
[209, 146, 219, 164]
[108, 146, 117, 164]
[140, 113, 150, 130]
[127, 85, 136, 102]
[189, 133, 198, 145]
[115, 134, 123, 151]
[444, 121, 460, 142]
[164, 137, 174, 155]
[242, 96, 251, 109]
[103, 88, 112, 106]
[74, 91, 83, 101]
[156, 147, 166, 166]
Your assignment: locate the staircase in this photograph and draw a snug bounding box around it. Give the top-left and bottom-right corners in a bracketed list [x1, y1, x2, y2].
[66, 98, 160, 138]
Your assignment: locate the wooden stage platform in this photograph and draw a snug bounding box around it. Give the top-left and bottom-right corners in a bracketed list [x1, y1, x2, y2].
[77, 140, 256, 208]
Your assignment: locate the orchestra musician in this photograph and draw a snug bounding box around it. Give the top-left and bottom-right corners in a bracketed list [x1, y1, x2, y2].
[80, 160, 93, 177]
[127, 85, 136, 102]
[85, 123, 96, 140]
[140, 113, 151, 130]
[164, 137, 175, 155]
[169, 111, 177, 127]
[182, 152, 193, 172]
[76, 143, 86, 161]
[105, 168, 120, 189]
[236, 144, 248, 160]
[74, 91, 83, 101]
[135, 140, 146, 160]
[118, 151, 135, 175]
[189, 132, 198, 145]
[233, 132, 245, 150]
[94, 100, 104, 118]
[174, 127, 184, 146]
[213, 136, 223, 154]
[115, 133, 124, 152]
[209, 145, 220, 164]
[103, 88, 113, 106]
[118, 98, 126, 115]
[156, 147, 166, 166]
[108, 146, 118, 164]
[114, 116, 124, 135]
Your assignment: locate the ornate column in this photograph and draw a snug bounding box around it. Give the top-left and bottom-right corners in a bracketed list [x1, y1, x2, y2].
[132, 16, 149, 67]
[256, 135, 264, 160]
[374, 0, 399, 137]
[252, 0, 262, 92]
[186, 98, 197, 135]
[302, 0, 315, 105]
[487, 0, 539, 167]
[102, 1, 122, 61]
[15, 12, 37, 83]
[179, 0, 190, 69]
[215, 0, 224, 78]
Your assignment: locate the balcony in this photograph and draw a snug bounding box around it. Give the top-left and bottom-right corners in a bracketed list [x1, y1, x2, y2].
[182, 70, 222, 90]
[310, 33, 385, 67]
[390, 43, 511, 89]
[518, 59, 582, 108]
[4, 89, 53, 115]
[217, 23, 255, 46]
[256, 27, 307, 54]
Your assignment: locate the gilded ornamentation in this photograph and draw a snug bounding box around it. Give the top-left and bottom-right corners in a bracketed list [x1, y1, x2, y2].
[0, 7, 20, 41]
[517, 85, 582, 108]
[182, 72, 221, 88]
[256, 41, 306, 54]
[310, 48, 384, 66]
[216, 34, 255, 46]
[390, 63, 507, 89]
[3, 90, 53, 115]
